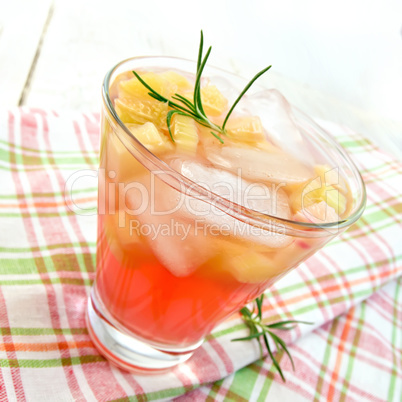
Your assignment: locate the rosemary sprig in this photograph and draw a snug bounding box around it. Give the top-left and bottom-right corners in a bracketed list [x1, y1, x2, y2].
[132, 31, 271, 143]
[232, 294, 311, 382]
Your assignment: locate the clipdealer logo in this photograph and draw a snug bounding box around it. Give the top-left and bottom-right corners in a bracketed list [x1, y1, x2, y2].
[64, 166, 342, 236]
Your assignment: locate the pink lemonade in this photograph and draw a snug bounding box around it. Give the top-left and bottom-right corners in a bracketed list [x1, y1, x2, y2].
[87, 55, 364, 370]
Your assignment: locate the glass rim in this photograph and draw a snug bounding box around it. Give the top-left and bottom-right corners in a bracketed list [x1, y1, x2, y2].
[102, 55, 367, 236]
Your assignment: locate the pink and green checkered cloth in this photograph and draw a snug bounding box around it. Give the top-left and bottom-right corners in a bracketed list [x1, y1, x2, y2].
[0, 108, 401, 401]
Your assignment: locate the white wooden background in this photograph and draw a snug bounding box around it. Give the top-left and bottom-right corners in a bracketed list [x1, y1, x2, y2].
[1, 0, 401, 159]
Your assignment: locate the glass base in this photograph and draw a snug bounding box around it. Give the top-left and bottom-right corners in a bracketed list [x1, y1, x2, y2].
[86, 295, 201, 372]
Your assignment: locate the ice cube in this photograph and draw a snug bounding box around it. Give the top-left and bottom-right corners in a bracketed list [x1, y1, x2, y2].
[238, 89, 314, 165]
[126, 172, 213, 278]
[150, 228, 207, 277]
[170, 159, 293, 249]
[206, 146, 313, 186]
[133, 205, 213, 277]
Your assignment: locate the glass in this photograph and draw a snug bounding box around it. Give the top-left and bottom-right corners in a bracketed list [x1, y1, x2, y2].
[86, 56, 366, 372]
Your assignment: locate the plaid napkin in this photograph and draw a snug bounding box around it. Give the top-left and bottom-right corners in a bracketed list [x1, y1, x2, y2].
[0, 108, 401, 401]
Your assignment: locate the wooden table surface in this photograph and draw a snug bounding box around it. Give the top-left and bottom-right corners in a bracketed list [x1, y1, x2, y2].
[1, 0, 401, 160]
